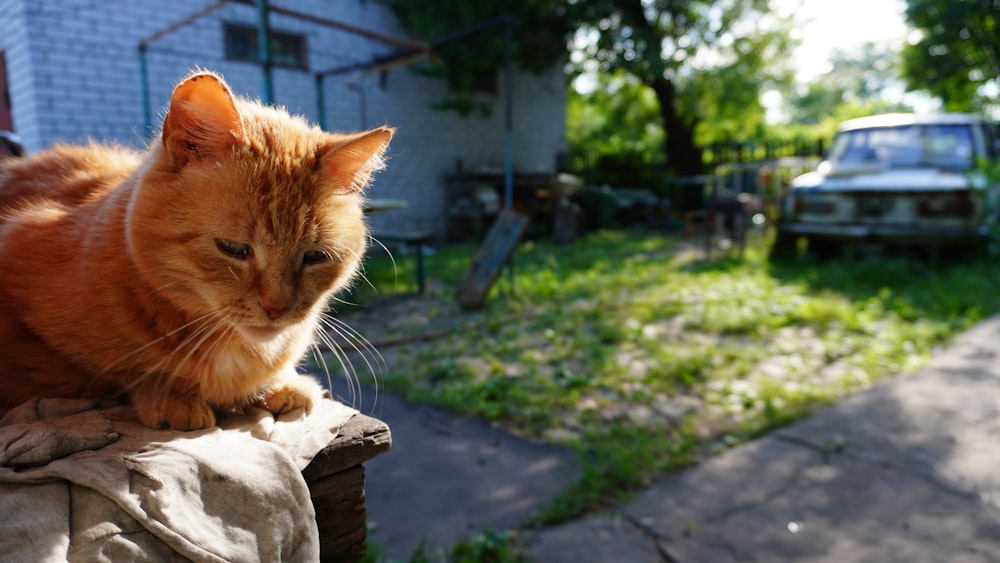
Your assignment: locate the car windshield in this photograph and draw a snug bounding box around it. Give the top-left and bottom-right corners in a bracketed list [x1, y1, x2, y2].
[829, 124, 977, 170]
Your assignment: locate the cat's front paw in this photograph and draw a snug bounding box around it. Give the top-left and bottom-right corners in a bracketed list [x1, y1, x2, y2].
[136, 395, 216, 431]
[255, 376, 323, 417]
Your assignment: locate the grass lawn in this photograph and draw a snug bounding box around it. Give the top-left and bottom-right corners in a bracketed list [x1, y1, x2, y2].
[330, 229, 1000, 524]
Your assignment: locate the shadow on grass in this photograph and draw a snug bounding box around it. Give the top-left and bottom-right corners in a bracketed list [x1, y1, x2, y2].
[765, 250, 1000, 329]
[342, 231, 1000, 529]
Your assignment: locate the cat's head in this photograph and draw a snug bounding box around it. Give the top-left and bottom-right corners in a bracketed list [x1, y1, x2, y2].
[126, 71, 393, 348]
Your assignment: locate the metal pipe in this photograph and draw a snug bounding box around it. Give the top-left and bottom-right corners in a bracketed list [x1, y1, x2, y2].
[503, 18, 515, 289]
[316, 15, 514, 79]
[317, 48, 428, 78]
[433, 15, 515, 49]
[138, 45, 152, 138]
[315, 73, 326, 129]
[503, 19, 513, 210]
[138, 0, 229, 49]
[256, 0, 273, 104]
[261, 2, 426, 50]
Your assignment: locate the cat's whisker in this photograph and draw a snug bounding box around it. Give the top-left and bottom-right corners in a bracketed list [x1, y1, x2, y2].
[101, 310, 221, 376]
[168, 314, 230, 378]
[314, 328, 359, 407]
[117, 311, 226, 397]
[146, 315, 239, 419]
[307, 340, 334, 397]
[368, 235, 397, 272]
[354, 273, 382, 301]
[341, 242, 386, 297]
[322, 314, 386, 374]
[218, 318, 241, 350]
[333, 318, 384, 417]
[368, 235, 401, 288]
[318, 313, 384, 414]
[330, 294, 361, 308]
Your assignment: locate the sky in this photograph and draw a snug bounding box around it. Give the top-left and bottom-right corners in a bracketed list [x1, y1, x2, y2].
[572, 0, 930, 115]
[572, 0, 912, 90]
[764, 0, 938, 119]
[781, 0, 909, 83]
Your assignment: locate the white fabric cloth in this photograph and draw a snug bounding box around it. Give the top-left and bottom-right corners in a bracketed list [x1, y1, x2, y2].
[0, 397, 358, 562]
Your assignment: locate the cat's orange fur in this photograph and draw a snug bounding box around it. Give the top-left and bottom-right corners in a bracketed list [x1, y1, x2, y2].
[0, 71, 393, 430]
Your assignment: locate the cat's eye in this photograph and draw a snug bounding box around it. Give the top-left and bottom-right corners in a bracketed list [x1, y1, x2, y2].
[215, 239, 252, 260]
[302, 250, 329, 265]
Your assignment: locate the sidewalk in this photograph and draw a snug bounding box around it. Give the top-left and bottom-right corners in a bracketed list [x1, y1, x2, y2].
[363, 393, 578, 560]
[524, 316, 1000, 562]
[363, 315, 1000, 562]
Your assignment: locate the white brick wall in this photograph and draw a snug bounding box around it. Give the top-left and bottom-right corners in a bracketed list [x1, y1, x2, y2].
[0, 0, 567, 237]
[0, 0, 40, 145]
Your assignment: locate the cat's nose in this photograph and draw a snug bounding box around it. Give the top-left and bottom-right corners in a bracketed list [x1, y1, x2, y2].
[260, 302, 289, 320]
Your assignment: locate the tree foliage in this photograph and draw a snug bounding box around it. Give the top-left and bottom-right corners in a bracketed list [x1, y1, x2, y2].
[902, 0, 1000, 111]
[568, 71, 663, 158]
[566, 0, 796, 175]
[390, 0, 796, 176]
[387, 0, 570, 116]
[785, 42, 907, 126]
[568, 71, 665, 186]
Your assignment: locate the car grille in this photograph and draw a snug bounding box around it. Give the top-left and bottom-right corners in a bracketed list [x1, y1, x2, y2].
[857, 195, 893, 217]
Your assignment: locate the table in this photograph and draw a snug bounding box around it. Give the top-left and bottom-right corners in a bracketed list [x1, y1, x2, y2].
[363, 198, 432, 294]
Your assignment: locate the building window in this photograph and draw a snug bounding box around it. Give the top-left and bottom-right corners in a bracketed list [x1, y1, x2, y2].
[224, 23, 308, 70]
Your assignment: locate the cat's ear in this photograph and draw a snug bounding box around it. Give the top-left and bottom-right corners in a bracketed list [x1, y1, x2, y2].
[161, 72, 243, 169]
[318, 127, 394, 194]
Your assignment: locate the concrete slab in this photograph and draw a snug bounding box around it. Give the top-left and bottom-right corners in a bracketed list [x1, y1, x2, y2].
[362, 393, 578, 560]
[524, 316, 1000, 562]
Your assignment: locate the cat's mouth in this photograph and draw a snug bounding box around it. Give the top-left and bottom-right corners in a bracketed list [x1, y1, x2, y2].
[242, 324, 284, 341]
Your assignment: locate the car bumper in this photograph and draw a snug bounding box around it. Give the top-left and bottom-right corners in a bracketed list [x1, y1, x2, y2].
[777, 222, 990, 245]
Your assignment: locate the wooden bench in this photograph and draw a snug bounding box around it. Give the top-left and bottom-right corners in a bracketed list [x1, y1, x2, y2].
[372, 230, 434, 294]
[303, 413, 392, 562]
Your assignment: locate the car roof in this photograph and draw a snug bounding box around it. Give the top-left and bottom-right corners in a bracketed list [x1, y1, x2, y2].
[838, 113, 985, 132]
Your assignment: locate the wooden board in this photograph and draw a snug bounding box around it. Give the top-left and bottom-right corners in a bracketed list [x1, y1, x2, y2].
[303, 413, 391, 563]
[454, 209, 529, 310]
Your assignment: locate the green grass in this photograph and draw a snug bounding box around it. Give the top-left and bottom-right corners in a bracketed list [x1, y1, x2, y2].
[342, 230, 1000, 526]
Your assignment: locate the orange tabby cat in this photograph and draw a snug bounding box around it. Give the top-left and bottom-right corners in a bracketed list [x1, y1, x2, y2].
[0, 71, 393, 430]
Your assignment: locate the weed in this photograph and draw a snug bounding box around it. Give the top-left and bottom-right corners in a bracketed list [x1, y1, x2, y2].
[365, 530, 524, 563]
[341, 230, 1000, 524]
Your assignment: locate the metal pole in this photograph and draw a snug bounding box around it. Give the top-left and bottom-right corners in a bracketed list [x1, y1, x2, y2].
[315, 74, 325, 129]
[257, 0, 273, 104]
[503, 20, 513, 210]
[503, 18, 515, 289]
[138, 45, 152, 138]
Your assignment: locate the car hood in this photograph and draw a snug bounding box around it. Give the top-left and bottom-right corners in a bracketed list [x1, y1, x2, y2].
[791, 167, 973, 192]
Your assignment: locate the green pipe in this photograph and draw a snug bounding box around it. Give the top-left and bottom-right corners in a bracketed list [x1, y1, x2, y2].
[503, 20, 513, 210]
[315, 73, 325, 129]
[138, 45, 152, 138]
[503, 19, 515, 290]
[257, 0, 273, 104]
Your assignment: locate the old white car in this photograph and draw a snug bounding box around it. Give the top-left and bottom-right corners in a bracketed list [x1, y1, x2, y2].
[773, 113, 999, 257]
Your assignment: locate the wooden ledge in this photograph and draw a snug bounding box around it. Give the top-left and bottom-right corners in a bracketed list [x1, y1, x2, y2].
[303, 412, 392, 482]
[302, 412, 392, 563]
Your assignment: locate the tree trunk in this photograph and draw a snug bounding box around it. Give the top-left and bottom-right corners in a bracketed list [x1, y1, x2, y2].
[649, 75, 704, 177]
[614, 0, 705, 189]
[649, 75, 705, 211]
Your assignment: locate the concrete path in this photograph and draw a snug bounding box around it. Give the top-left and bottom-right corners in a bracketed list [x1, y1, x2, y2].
[524, 316, 1000, 562]
[363, 393, 578, 560]
[358, 315, 1000, 562]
